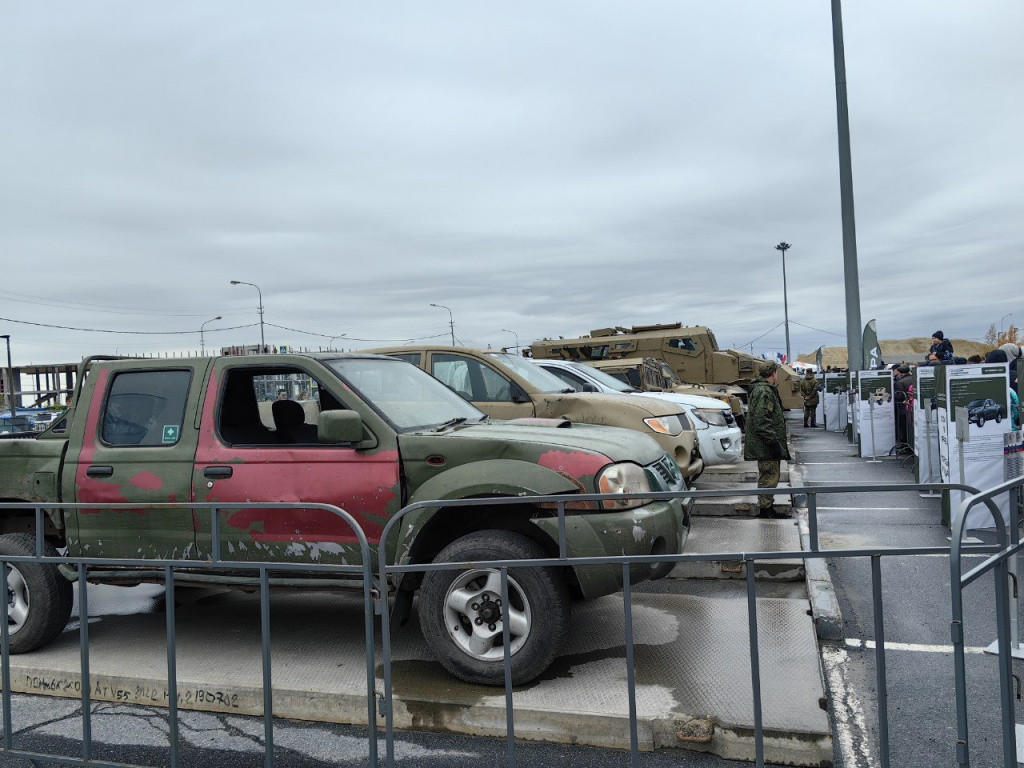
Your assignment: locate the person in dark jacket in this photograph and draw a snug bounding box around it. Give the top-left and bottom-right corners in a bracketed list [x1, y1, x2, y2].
[799, 369, 819, 428]
[1000, 342, 1020, 390]
[893, 365, 913, 444]
[926, 331, 954, 365]
[744, 362, 791, 519]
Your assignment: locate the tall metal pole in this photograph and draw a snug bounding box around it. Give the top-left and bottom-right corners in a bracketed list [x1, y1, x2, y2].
[0, 336, 14, 420]
[775, 242, 792, 364]
[501, 328, 520, 354]
[831, 0, 863, 373]
[200, 316, 222, 355]
[231, 281, 265, 351]
[430, 303, 455, 345]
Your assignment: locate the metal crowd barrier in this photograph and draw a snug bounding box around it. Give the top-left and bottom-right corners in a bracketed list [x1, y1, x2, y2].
[0, 480, 1019, 768]
[0, 501, 377, 768]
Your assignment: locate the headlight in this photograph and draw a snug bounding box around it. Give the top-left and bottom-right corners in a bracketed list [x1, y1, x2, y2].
[643, 414, 685, 436]
[695, 408, 729, 427]
[596, 462, 652, 510]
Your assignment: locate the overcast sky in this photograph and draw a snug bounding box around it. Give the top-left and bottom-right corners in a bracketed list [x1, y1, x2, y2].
[0, 1, 1020, 367]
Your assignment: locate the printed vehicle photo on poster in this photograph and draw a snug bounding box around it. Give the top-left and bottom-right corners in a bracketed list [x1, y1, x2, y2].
[936, 363, 1012, 529]
[858, 370, 895, 458]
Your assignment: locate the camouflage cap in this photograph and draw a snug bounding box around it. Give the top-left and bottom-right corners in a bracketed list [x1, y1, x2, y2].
[759, 361, 779, 377]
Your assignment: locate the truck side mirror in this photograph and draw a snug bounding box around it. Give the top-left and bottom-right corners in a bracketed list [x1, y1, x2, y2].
[581, 383, 599, 393]
[318, 410, 375, 447]
[510, 382, 531, 404]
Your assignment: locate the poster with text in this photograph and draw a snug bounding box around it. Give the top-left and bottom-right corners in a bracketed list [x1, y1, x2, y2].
[914, 366, 940, 483]
[858, 371, 895, 457]
[937, 363, 1011, 529]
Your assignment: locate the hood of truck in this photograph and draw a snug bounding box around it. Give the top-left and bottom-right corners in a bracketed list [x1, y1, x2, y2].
[532, 391, 683, 418]
[396, 418, 665, 468]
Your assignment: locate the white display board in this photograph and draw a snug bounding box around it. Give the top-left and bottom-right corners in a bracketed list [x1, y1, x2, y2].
[848, 371, 858, 442]
[913, 366, 940, 484]
[936, 363, 1012, 529]
[823, 374, 845, 432]
[858, 370, 895, 458]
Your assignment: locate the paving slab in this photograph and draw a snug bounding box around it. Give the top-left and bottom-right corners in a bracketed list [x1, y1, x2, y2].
[700, 459, 791, 485]
[690, 480, 794, 517]
[670, 516, 805, 581]
[2, 587, 831, 766]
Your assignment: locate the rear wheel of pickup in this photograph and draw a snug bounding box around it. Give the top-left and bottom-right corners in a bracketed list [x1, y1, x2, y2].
[0, 534, 73, 653]
[418, 530, 568, 686]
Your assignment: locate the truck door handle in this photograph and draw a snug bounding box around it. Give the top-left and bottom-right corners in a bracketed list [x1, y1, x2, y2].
[86, 466, 113, 478]
[203, 466, 233, 479]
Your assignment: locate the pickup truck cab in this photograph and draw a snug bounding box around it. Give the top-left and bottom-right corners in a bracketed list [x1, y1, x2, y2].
[369, 346, 704, 480]
[0, 353, 688, 685]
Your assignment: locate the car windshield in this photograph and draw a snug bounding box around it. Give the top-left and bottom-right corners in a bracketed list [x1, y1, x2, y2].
[568, 362, 635, 393]
[326, 357, 485, 431]
[967, 400, 984, 408]
[486, 352, 574, 393]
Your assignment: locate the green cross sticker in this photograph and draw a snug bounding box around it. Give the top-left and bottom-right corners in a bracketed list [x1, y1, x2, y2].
[162, 425, 180, 444]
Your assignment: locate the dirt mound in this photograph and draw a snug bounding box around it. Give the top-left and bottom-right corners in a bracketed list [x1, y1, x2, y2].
[799, 338, 993, 369]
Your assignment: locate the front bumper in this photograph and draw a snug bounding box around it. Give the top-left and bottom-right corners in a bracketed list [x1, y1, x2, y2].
[699, 425, 743, 465]
[531, 497, 688, 600]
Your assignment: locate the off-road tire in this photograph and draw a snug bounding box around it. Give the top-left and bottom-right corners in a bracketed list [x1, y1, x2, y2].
[418, 530, 568, 686]
[0, 533, 73, 653]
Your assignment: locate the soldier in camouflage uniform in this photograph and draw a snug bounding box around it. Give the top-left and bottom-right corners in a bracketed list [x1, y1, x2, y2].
[743, 362, 791, 519]
[799, 369, 819, 428]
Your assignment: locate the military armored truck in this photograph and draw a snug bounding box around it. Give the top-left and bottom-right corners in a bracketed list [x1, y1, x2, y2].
[528, 323, 803, 409]
[0, 353, 688, 686]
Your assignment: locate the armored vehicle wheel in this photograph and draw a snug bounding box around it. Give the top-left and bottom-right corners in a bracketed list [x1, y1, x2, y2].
[418, 530, 568, 686]
[0, 534, 73, 653]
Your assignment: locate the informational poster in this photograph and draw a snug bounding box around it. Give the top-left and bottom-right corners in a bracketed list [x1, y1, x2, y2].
[936, 363, 1012, 529]
[858, 371, 895, 458]
[823, 374, 846, 432]
[914, 366, 940, 484]
[1006, 431, 1024, 482]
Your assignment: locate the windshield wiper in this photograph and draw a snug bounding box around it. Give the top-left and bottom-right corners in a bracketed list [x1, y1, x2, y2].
[433, 417, 468, 431]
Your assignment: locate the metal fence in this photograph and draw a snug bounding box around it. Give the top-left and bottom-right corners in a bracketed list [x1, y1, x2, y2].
[0, 479, 1020, 768]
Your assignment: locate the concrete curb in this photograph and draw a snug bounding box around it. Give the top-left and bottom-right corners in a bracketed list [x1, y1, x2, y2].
[789, 461, 844, 641]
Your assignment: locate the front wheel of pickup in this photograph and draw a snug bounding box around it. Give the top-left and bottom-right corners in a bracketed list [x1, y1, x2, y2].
[0, 534, 73, 653]
[418, 530, 568, 686]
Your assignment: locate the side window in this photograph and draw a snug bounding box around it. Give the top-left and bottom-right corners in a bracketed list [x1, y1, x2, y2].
[432, 355, 512, 402]
[389, 353, 421, 366]
[102, 370, 191, 447]
[668, 338, 697, 352]
[218, 367, 340, 446]
[544, 367, 586, 391]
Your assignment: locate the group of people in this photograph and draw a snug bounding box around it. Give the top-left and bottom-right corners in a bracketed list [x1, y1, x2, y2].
[742, 333, 1022, 520]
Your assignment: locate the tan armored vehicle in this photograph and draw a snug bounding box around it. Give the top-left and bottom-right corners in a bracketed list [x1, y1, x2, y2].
[528, 323, 803, 410]
[589, 356, 746, 426]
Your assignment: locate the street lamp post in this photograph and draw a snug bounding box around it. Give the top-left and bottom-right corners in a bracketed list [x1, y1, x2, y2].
[328, 334, 346, 351]
[0, 335, 14, 419]
[430, 303, 455, 345]
[230, 280, 265, 351]
[775, 242, 792, 365]
[501, 328, 520, 354]
[200, 316, 222, 355]
[1000, 313, 1013, 340]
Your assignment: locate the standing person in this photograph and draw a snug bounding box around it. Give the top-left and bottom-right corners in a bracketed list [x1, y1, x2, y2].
[744, 362, 791, 519]
[799, 369, 819, 427]
[927, 331, 954, 364]
[1000, 342, 1020, 390]
[893, 365, 912, 444]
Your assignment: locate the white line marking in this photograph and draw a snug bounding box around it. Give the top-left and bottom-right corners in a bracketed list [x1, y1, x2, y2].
[822, 646, 879, 768]
[844, 639, 989, 654]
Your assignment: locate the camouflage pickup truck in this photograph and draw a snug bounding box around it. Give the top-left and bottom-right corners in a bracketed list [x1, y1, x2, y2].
[0, 353, 688, 686]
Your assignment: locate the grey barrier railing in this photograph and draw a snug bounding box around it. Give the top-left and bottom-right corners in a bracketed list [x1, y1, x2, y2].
[0, 501, 378, 768]
[950, 474, 1024, 768]
[0, 481, 1016, 768]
